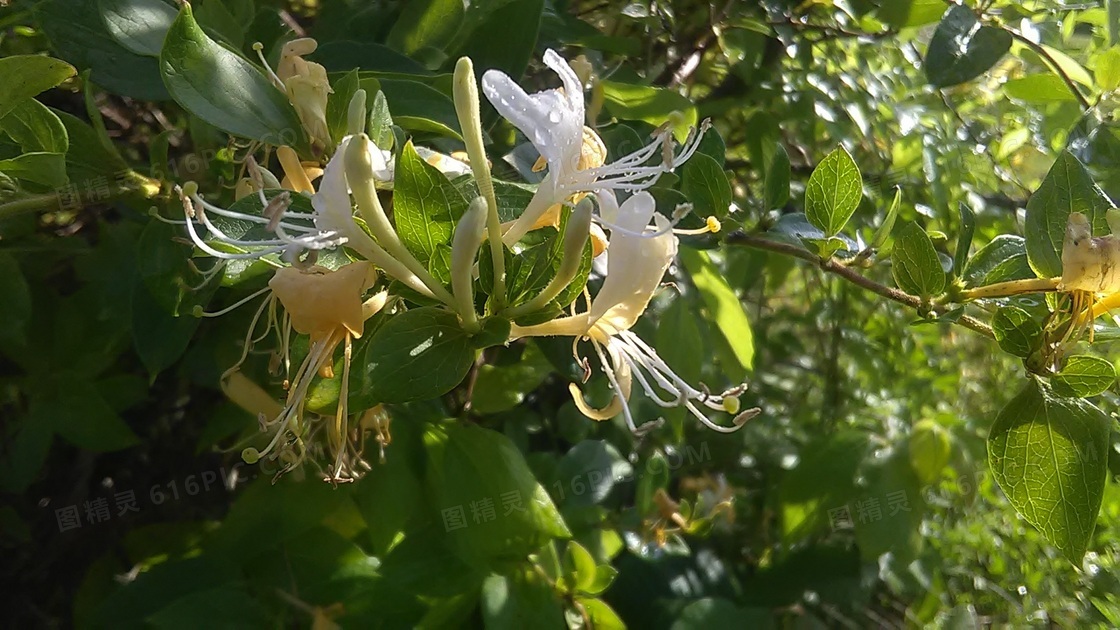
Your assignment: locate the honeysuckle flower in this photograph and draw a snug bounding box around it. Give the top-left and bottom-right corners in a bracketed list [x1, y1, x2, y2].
[481, 49, 710, 246]
[236, 261, 389, 482]
[175, 135, 452, 304]
[1059, 210, 1120, 342]
[508, 190, 757, 434]
[1059, 211, 1120, 293]
[268, 38, 333, 152]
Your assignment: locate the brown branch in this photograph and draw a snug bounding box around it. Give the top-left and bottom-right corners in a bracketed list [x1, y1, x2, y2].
[725, 232, 995, 339]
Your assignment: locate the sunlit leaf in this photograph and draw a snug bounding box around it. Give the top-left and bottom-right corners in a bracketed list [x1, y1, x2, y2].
[988, 379, 1108, 563]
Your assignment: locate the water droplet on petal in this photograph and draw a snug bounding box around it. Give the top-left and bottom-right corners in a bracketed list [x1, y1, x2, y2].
[548, 111, 562, 124]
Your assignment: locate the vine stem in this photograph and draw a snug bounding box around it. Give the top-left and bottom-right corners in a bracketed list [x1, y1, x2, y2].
[725, 232, 995, 339]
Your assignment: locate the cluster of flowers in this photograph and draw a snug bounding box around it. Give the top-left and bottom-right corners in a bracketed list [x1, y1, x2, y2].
[175, 43, 758, 483]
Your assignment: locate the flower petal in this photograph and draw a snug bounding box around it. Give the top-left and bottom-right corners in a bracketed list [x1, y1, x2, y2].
[589, 191, 678, 333]
[481, 49, 584, 175]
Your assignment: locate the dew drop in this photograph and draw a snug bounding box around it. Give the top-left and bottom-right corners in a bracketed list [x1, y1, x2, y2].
[548, 111, 562, 124]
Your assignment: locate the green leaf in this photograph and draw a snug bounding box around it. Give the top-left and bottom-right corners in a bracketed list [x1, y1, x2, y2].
[1052, 355, 1116, 398]
[386, 0, 466, 55]
[909, 420, 952, 486]
[1094, 46, 1120, 92]
[678, 247, 754, 373]
[576, 597, 625, 630]
[425, 423, 570, 566]
[326, 69, 360, 147]
[0, 152, 68, 189]
[552, 440, 632, 509]
[130, 277, 203, 376]
[145, 588, 269, 629]
[988, 380, 1109, 563]
[378, 79, 462, 139]
[891, 222, 946, 298]
[1024, 151, 1113, 279]
[37, 0, 168, 100]
[962, 235, 1033, 287]
[870, 186, 901, 250]
[992, 306, 1042, 358]
[40, 378, 139, 451]
[481, 571, 565, 630]
[564, 541, 598, 593]
[879, 0, 947, 28]
[455, 0, 544, 79]
[160, 4, 307, 147]
[853, 447, 927, 562]
[804, 145, 862, 237]
[600, 80, 698, 142]
[393, 141, 470, 274]
[98, 0, 178, 57]
[368, 90, 394, 149]
[671, 599, 772, 630]
[1, 98, 69, 153]
[0, 55, 76, 120]
[1005, 74, 1079, 102]
[310, 42, 431, 76]
[954, 202, 976, 277]
[764, 143, 791, 210]
[923, 5, 1012, 87]
[360, 307, 476, 403]
[681, 152, 733, 218]
[779, 431, 869, 538]
[471, 343, 553, 414]
[0, 253, 31, 348]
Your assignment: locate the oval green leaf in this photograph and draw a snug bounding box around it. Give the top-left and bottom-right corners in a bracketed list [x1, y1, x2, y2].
[425, 423, 570, 566]
[988, 379, 1109, 563]
[1052, 355, 1116, 398]
[160, 5, 307, 147]
[0, 55, 76, 120]
[360, 307, 476, 403]
[805, 145, 862, 237]
[891, 222, 946, 298]
[992, 305, 1042, 358]
[923, 5, 1012, 87]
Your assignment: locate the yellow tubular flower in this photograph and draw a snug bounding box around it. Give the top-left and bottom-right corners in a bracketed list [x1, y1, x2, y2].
[252, 261, 382, 482]
[276, 38, 333, 152]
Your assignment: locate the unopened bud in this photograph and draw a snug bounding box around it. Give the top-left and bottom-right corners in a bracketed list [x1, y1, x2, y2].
[347, 89, 367, 136]
[242, 447, 260, 464]
[451, 197, 488, 331]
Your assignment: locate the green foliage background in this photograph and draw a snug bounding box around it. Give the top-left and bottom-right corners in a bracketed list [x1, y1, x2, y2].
[3, 0, 1120, 627]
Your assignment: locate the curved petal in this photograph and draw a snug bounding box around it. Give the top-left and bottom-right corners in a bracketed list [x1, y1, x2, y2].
[568, 341, 632, 420]
[269, 262, 376, 339]
[589, 191, 678, 333]
[481, 49, 584, 176]
[312, 136, 356, 235]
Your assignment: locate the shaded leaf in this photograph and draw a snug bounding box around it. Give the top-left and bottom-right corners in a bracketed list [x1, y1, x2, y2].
[924, 5, 1012, 87]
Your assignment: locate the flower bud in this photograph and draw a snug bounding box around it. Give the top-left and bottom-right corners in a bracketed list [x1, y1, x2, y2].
[451, 197, 489, 331]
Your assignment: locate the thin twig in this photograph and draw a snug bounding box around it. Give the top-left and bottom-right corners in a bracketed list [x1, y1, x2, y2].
[725, 232, 995, 338]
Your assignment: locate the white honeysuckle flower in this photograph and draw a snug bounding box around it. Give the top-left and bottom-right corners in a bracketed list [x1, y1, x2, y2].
[481, 49, 710, 246]
[509, 190, 756, 435]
